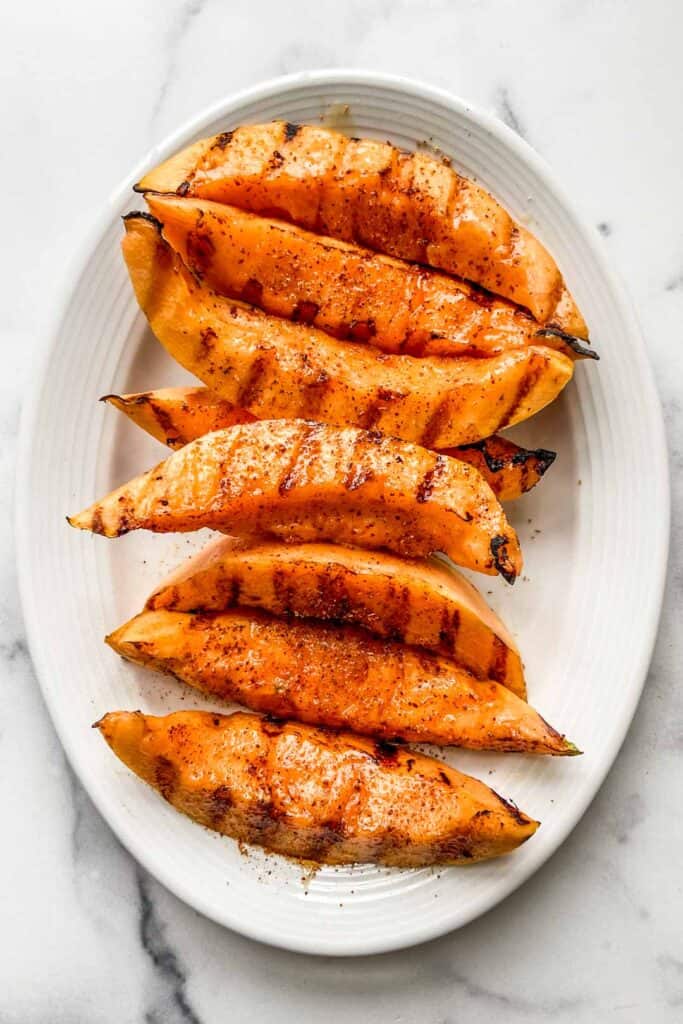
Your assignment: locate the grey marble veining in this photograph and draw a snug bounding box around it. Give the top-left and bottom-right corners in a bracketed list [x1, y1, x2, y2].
[2, 0, 682, 1020]
[495, 87, 526, 140]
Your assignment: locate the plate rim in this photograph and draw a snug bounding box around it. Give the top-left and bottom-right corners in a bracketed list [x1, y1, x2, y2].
[16, 68, 671, 956]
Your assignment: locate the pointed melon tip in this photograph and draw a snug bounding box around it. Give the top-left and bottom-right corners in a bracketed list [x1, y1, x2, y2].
[122, 210, 163, 231]
[534, 448, 557, 476]
[104, 625, 130, 654]
[66, 510, 100, 533]
[99, 394, 133, 415]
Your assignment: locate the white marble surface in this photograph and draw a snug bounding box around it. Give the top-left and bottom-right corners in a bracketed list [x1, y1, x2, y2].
[2, 0, 682, 1019]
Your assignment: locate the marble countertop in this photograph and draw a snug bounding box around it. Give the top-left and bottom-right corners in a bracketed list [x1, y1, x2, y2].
[3, 0, 682, 1020]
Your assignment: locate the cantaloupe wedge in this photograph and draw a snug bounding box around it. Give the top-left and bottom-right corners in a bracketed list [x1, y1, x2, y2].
[135, 120, 587, 336]
[107, 610, 576, 754]
[105, 385, 556, 502]
[96, 709, 540, 865]
[119, 214, 574, 449]
[145, 194, 592, 361]
[68, 418, 522, 581]
[146, 536, 527, 696]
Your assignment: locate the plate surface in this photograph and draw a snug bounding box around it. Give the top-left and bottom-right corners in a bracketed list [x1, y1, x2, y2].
[17, 71, 669, 955]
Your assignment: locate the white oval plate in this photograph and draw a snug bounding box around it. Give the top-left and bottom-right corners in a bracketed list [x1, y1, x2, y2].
[17, 71, 669, 956]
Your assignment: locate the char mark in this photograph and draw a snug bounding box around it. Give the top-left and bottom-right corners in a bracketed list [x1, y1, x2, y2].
[260, 715, 286, 735]
[292, 300, 320, 325]
[237, 354, 268, 407]
[439, 836, 475, 860]
[382, 583, 412, 642]
[185, 229, 215, 279]
[90, 507, 106, 536]
[490, 534, 517, 585]
[122, 210, 163, 231]
[209, 785, 233, 827]
[488, 634, 509, 683]
[348, 319, 376, 342]
[314, 570, 353, 622]
[277, 421, 321, 495]
[272, 567, 296, 610]
[535, 327, 599, 361]
[361, 387, 405, 430]
[498, 360, 543, 430]
[301, 369, 331, 417]
[464, 282, 497, 309]
[214, 131, 234, 150]
[416, 454, 446, 503]
[438, 606, 460, 650]
[373, 739, 400, 766]
[420, 398, 450, 448]
[199, 326, 217, 353]
[458, 439, 556, 478]
[457, 439, 507, 474]
[224, 575, 242, 608]
[344, 464, 374, 491]
[147, 401, 175, 439]
[154, 756, 179, 802]
[533, 448, 557, 476]
[492, 789, 530, 826]
[241, 277, 264, 306]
